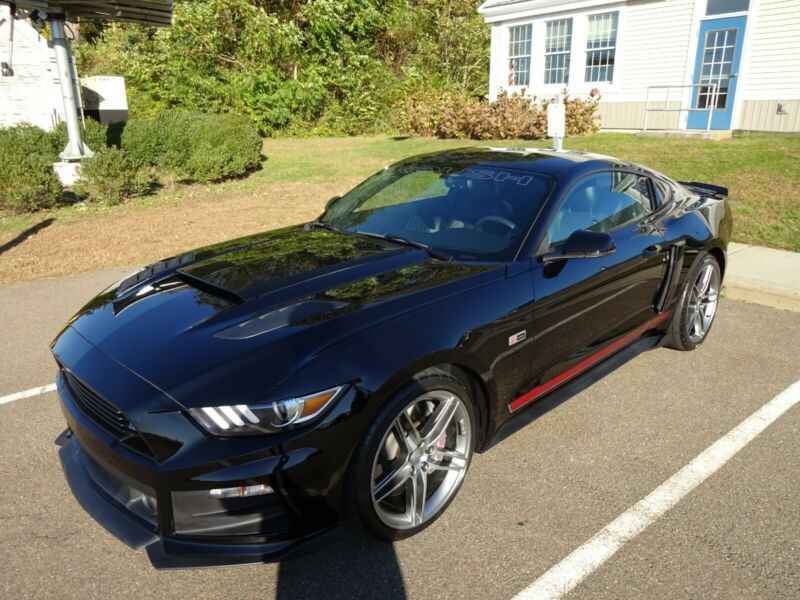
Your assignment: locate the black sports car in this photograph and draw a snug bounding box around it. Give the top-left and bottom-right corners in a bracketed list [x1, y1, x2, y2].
[52, 148, 731, 568]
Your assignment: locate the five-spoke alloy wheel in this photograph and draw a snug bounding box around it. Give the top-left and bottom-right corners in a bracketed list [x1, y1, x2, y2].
[668, 252, 722, 351]
[371, 390, 472, 530]
[686, 260, 721, 343]
[347, 369, 476, 540]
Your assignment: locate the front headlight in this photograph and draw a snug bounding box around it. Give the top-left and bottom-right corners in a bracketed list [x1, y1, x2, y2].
[188, 386, 346, 436]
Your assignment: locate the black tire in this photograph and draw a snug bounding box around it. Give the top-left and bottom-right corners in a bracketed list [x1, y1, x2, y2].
[666, 252, 721, 351]
[343, 367, 477, 541]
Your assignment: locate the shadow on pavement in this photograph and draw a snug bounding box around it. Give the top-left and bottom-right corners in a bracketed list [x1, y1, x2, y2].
[276, 529, 405, 599]
[0, 218, 55, 256]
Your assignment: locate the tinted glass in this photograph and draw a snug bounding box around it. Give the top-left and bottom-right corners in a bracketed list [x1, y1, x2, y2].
[546, 171, 653, 249]
[323, 161, 552, 261]
[706, 0, 749, 15]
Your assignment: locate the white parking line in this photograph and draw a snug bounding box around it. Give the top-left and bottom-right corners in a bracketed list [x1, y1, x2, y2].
[513, 378, 800, 600]
[0, 383, 57, 406]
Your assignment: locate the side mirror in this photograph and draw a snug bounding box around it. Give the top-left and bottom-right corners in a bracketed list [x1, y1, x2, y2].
[541, 230, 615, 264]
[325, 195, 342, 211]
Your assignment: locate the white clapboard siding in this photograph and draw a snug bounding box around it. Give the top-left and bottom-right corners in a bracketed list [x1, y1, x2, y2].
[611, 0, 695, 101]
[0, 14, 64, 130]
[740, 0, 800, 100]
[486, 0, 698, 103]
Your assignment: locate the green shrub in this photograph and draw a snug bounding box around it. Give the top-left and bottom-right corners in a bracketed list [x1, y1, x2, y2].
[122, 110, 262, 182]
[51, 118, 110, 153]
[0, 125, 62, 213]
[399, 89, 600, 140]
[75, 146, 152, 205]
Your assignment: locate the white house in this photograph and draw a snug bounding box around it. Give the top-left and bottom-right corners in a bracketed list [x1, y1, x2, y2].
[0, 2, 65, 129]
[479, 0, 800, 132]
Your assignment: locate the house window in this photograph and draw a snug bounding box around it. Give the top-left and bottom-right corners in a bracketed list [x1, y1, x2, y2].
[508, 24, 532, 86]
[706, 0, 749, 16]
[585, 12, 618, 83]
[544, 19, 572, 84]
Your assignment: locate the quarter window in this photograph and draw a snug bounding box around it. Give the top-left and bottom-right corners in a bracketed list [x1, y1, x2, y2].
[545, 171, 653, 250]
[544, 19, 572, 84]
[508, 25, 532, 87]
[585, 12, 618, 83]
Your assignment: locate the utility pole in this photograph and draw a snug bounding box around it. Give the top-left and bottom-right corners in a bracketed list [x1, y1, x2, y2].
[49, 13, 91, 161]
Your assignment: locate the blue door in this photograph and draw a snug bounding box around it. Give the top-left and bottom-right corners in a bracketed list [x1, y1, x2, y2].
[687, 16, 747, 130]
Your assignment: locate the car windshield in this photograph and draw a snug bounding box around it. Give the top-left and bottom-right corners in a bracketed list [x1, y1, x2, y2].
[320, 158, 553, 261]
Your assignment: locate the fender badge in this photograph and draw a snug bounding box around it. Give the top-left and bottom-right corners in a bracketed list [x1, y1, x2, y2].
[508, 330, 527, 346]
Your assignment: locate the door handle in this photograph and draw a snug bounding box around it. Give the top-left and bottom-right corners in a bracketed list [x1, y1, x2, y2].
[642, 244, 663, 258]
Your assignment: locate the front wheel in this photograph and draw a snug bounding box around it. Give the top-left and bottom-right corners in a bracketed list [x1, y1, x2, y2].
[346, 370, 476, 540]
[666, 253, 721, 351]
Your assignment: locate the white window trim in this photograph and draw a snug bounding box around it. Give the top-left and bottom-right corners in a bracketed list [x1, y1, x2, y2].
[498, 3, 627, 99]
[543, 18, 573, 85]
[506, 21, 534, 92]
[584, 11, 619, 85]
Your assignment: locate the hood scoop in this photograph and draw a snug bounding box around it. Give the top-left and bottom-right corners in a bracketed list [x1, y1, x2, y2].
[176, 270, 243, 304]
[215, 299, 349, 340]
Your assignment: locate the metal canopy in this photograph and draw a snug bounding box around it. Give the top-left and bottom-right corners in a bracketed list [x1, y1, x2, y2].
[13, 1, 173, 26]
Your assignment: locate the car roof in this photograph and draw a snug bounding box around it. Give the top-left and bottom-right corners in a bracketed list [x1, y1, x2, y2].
[399, 147, 638, 179]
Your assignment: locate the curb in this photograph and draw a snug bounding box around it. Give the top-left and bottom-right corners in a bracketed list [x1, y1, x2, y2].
[725, 242, 800, 313]
[723, 282, 800, 313]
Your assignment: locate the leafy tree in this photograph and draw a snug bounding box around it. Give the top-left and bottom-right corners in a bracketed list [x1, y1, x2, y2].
[75, 0, 490, 135]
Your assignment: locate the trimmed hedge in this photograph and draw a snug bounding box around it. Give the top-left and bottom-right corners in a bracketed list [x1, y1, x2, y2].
[0, 110, 262, 213]
[0, 125, 64, 213]
[74, 147, 153, 205]
[52, 118, 110, 153]
[121, 111, 262, 182]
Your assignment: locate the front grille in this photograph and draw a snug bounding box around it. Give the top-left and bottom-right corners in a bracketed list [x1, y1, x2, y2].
[62, 370, 155, 460]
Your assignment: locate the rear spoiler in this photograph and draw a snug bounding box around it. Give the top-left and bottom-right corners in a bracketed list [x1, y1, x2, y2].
[678, 181, 728, 198]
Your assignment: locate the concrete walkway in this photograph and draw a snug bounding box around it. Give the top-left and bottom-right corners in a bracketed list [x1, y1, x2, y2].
[726, 242, 800, 313]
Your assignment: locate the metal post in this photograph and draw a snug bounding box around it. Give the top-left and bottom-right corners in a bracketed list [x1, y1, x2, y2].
[706, 82, 716, 132]
[49, 15, 91, 160]
[548, 93, 565, 151]
[643, 86, 650, 131]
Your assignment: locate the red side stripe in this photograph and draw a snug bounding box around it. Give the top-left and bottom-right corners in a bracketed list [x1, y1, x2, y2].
[508, 312, 671, 413]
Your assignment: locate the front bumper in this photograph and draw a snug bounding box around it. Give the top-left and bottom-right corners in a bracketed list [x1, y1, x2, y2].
[57, 433, 340, 568]
[51, 325, 372, 568]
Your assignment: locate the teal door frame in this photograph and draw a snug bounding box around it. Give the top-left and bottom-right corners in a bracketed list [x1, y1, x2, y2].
[687, 16, 747, 130]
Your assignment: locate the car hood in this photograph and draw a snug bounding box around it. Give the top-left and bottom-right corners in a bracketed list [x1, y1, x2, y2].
[60, 225, 502, 409]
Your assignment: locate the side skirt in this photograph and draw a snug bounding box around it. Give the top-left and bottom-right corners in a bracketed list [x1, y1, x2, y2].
[484, 334, 665, 451]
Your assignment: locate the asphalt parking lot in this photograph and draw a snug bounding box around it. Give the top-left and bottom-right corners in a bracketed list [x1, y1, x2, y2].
[1, 267, 798, 599]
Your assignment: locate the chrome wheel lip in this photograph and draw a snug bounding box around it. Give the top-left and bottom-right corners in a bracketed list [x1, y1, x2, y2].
[687, 261, 720, 344]
[370, 390, 471, 531]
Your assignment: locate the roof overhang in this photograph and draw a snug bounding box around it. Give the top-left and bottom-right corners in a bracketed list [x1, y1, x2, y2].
[11, 0, 172, 26]
[478, 0, 633, 23]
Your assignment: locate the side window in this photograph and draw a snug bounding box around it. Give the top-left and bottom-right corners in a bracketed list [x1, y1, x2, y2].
[652, 178, 669, 206]
[545, 171, 653, 250]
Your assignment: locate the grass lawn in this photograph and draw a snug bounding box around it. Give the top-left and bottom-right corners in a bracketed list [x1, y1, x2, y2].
[1, 132, 798, 284]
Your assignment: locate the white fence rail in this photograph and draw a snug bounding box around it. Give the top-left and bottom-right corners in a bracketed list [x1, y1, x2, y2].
[643, 83, 718, 131]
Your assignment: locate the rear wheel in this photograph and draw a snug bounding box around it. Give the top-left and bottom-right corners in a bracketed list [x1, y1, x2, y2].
[667, 253, 721, 351]
[346, 370, 476, 540]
